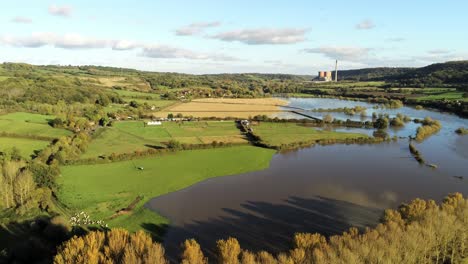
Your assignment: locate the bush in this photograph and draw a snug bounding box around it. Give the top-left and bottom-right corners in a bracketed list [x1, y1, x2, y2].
[390, 117, 405, 127]
[415, 117, 442, 141]
[373, 117, 389, 129]
[323, 114, 333, 123]
[455, 127, 468, 135]
[167, 140, 181, 149]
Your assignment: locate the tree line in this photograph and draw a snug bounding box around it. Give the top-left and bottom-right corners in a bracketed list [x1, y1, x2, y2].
[52, 193, 468, 264]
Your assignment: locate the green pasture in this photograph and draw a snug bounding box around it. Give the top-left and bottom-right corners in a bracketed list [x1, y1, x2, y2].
[0, 112, 72, 138]
[112, 89, 161, 99]
[253, 122, 368, 147]
[416, 91, 467, 101]
[0, 137, 50, 158]
[59, 146, 275, 232]
[125, 98, 177, 108]
[82, 121, 247, 158]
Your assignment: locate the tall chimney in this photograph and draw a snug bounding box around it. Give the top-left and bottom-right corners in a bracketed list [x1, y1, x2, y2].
[335, 60, 338, 82]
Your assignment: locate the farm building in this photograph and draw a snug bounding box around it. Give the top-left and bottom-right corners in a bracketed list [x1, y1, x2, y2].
[147, 121, 162, 126]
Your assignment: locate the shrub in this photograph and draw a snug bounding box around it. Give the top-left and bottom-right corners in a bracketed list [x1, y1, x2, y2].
[323, 114, 333, 123]
[373, 117, 389, 129]
[455, 127, 468, 135]
[415, 117, 442, 141]
[390, 117, 405, 127]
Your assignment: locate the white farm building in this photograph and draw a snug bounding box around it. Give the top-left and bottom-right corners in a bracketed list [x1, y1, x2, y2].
[147, 121, 162, 126]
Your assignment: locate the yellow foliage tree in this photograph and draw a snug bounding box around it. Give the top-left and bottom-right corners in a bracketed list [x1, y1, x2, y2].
[54, 229, 167, 264]
[217, 237, 241, 264]
[181, 239, 207, 264]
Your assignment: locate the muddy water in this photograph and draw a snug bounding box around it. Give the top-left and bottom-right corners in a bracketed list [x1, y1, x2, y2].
[146, 98, 468, 261]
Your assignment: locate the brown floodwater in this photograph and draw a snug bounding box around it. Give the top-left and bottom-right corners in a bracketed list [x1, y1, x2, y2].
[147, 141, 468, 261]
[146, 98, 468, 262]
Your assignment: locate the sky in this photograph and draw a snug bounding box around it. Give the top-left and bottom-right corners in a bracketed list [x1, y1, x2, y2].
[1, 0, 467, 74]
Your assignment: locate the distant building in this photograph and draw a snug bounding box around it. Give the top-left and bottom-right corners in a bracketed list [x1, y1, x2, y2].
[314, 60, 338, 82]
[147, 121, 162, 126]
[316, 71, 333, 82]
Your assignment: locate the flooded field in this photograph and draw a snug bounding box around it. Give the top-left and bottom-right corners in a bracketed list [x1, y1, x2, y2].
[146, 97, 468, 260]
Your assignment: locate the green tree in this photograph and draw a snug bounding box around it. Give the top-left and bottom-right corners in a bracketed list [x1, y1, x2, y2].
[373, 117, 389, 129]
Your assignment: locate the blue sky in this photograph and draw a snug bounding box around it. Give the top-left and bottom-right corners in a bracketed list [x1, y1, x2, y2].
[1, 0, 467, 74]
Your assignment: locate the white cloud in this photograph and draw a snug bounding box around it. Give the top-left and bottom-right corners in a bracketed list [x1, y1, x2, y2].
[303, 46, 372, 62]
[141, 45, 238, 61]
[112, 40, 142, 51]
[0, 33, 108, 49]
[11, 16, 33, 24]
[55, 34, 109, 49]
[0, 32, 238, 61]
[1, 32, 56, 48]
[355, 19, 375, 30]
[427, 49, 451, 55]
[413, 52, 466, 63]
[386, 37, 405, 42]
[48, 5, 73, 17]
[176, 21, 221, 36]
[211, 28, 309, 45]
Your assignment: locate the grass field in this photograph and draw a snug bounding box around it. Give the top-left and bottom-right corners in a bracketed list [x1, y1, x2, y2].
[253, 122, 368, 147]
[111, 89, 178, 110]
[0, 112, 72, 138]
[308, 81, 386, 89]
[155, 98, 288, 118]
[59, 146, 276, 232]
[127, 98, 178, 109]
[112, 89, 162, 99]
[82, 121, 247, 158]
[416, 91, 468, 102]
[0, 137, 50, 158]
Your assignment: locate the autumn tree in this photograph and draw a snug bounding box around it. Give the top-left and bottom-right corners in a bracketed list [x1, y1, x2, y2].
[54, 229, 167, 264]
[181, 239, 207, 264]
[217, 237, 241, 264]
[14, 170, 35, 205]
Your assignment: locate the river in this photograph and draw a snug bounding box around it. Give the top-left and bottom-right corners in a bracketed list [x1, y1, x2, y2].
[146, 97, 468, 261]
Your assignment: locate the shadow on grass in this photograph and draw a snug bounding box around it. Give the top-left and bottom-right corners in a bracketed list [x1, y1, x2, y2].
[0, 216, 75, 264]
[144, 144, 166, 150]
[141, 223, 170, 243]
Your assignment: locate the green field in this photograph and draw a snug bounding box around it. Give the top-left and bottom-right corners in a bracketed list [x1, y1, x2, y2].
[0, 112, 72, 138]
[111, 89, 177, 109]
[126, 98, 178, 109]
[310, 81, 385, 88]
[59, 146, 275, 232]
[0, 137, 50, 158]
[253, 122, 368, 147]
[416, 91, 468, 102]
[82, 121, 248, 158]
[112, 89, 162, 99]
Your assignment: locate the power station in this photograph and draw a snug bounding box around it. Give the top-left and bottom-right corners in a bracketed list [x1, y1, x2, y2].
[315, 60, 338, 82]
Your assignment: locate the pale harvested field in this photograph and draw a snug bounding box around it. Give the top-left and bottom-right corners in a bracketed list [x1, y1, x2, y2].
[79, 77, 152, 91]
[154, 98, 288, 118]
